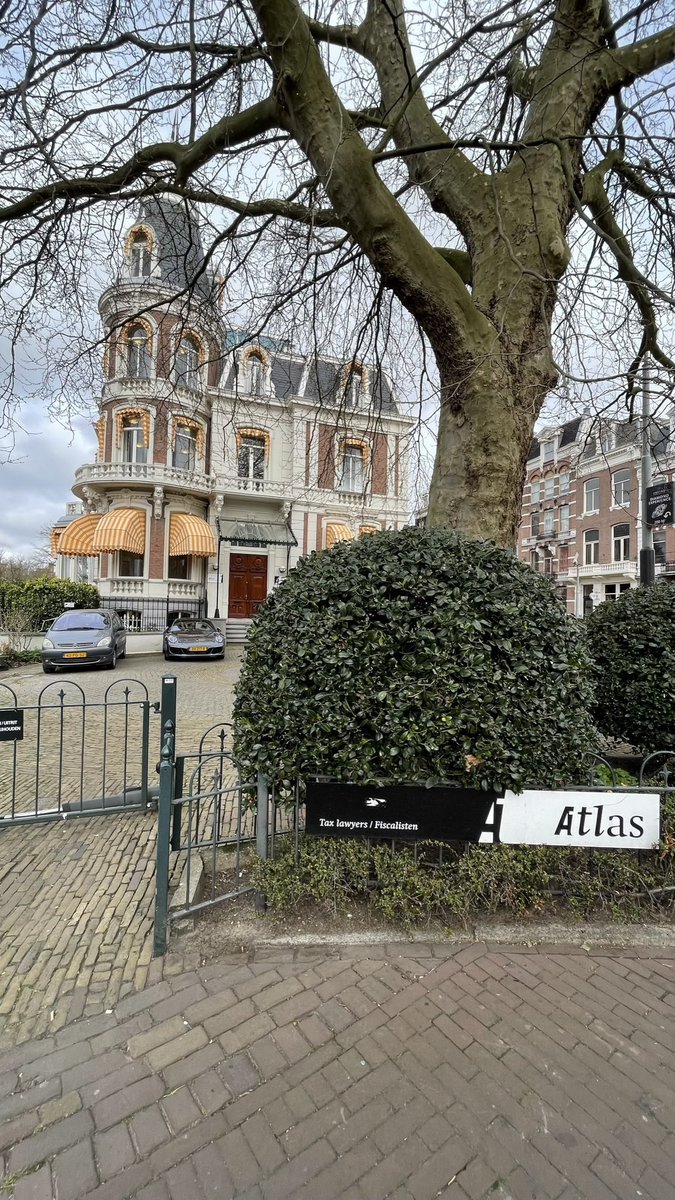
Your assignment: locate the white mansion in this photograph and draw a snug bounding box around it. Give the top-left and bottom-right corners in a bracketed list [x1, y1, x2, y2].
[51, 197, 413, 637]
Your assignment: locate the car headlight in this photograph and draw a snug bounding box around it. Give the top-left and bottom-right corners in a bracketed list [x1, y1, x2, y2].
[167, 635, 178, 644]
[42, 638, 54, 650]
[214, 633, 224, 642]
[97, 636, 112, 647]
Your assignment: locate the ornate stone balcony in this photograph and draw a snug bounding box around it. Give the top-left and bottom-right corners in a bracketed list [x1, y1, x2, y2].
[212, 474, 291, 500]
[73, 461, 214, 497]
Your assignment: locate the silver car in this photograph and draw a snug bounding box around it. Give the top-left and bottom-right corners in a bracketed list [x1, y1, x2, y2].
[163, 618, 225, 661]
[42, 610, 127, 673]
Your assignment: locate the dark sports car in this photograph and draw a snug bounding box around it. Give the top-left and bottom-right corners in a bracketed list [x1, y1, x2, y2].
[162, 618, 225, 660]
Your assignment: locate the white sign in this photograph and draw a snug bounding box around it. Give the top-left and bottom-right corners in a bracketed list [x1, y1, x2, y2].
[494, 789, 660, 849]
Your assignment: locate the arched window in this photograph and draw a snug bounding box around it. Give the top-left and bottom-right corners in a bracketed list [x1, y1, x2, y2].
[238, 434, 266, 489]
[175, 337, 200, 390]
[584, 528, 599, 565]
[126, 325, 151, 379]
[130, 233, 151, 279]
[612, 523, 630, 562]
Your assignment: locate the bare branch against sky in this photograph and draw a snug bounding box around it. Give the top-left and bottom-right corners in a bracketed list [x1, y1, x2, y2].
[1, 1, 675, 544]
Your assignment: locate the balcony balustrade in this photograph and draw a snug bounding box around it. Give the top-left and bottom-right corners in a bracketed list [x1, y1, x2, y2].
[73, 461, 214, 496]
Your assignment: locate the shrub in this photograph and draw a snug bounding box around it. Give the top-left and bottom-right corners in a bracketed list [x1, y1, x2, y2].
[0, 579, 99, 633]
[234, 527, 597, 792]
[585, 583, 675, 753]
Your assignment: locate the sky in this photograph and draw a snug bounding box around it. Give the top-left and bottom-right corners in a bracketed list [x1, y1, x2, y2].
[0, 405, 96, 558]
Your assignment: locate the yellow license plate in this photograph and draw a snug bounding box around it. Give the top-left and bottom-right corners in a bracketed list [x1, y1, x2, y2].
[64, 652, 87, 659]
[190, 646, 207, 652]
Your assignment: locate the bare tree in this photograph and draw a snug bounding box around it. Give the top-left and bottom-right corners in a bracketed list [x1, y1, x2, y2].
[2, 1, 675, 545]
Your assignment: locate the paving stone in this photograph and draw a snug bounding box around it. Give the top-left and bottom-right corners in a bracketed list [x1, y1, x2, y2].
[95, 1122, 137, 1179]
[51, 1138, 98, 1199]
[13, 1165, 54, 1200]
[129, 1105, 171, 1155]
[160, 1087, 202, 1134]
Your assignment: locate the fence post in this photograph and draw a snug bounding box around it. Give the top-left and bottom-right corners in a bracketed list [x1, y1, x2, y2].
[153, 675, 177, 958]
[153, 719, 175, 957]
[255, 772, 269, 914]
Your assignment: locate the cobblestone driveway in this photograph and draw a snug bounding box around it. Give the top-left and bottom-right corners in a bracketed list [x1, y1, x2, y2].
[1, 941, 674, 1200]
[0, 650, 242, 1049]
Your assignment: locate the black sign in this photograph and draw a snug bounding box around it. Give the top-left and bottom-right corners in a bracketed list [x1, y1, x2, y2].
[305, 781, 501, 842]
[647, 481, 674, 527]
[0, 709, 24, 742]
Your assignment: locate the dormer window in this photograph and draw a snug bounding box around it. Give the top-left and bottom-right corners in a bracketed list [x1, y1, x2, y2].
[130, 232, 151, 279]
[542, 440, 555, 464]
[249, 356, 263, 396]
[126, 324, 151, 379]
[175, 336, 200, 390]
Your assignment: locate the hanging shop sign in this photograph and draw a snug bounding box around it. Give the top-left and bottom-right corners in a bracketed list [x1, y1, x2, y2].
[646, 481, 674, 527]
[0, 709, 24, 742]
[305, 782, 660, 850]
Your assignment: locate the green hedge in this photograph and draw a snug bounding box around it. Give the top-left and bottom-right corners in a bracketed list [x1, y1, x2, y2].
[234, 527, 598, 792]
[586, 583, 675, 753]
[0, 579, 100, 631]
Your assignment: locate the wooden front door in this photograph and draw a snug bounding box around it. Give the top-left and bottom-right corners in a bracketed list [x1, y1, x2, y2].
[228, 553, 268, 618]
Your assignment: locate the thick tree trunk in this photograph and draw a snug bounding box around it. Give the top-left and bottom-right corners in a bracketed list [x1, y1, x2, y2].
[426, 324, 555, 548]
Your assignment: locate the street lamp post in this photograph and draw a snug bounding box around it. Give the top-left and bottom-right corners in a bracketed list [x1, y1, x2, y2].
[640, 354, 655, 586]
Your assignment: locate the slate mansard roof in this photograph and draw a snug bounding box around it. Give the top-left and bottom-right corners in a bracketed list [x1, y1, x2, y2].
[127, 200, 402, 415]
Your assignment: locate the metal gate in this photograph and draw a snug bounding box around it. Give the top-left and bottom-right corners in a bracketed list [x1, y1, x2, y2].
[0, 676, 158, 825]
[153, 678, 265, 956]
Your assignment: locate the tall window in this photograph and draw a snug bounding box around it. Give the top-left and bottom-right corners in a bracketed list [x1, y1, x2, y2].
[530, 481, 541, 504]
[122, 416, 147, 464]
[584, 528, 599, 565]
[544, 509, 554, 537]
[612, 468, 631, 507]
[340, 444, 365, 492]
[613, 523, 630, 562]
[175, 338, 200, 390]
[654, 530, 667, 565]
[560, 472, 570, 494]
[560, 546, 569, 572]
[542, 441, 554, 463]
[238, 434, 266, 488]
[126, 325, 151, 379]
[559, 504, 570, 533]
[584, 478, 600, 513]
[531, 511, 540, 538]
[545, 477, 555, 499]
[173, 427, 196, 472]
[248, 356, 264, 395]
[130, 233, 151, 279]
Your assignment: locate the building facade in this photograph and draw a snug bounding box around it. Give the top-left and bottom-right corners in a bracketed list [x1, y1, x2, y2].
[518, 414, 675, 614]
[52, 198, 413, 635]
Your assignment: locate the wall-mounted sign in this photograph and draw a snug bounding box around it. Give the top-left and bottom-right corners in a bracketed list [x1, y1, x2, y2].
[305, 782, 660, 850]
[647, 481, 674, 527]
[0, 709, 24, 742]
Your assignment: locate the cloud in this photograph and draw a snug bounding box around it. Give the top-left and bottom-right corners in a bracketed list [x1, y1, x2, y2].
[0, 406, 96, 557]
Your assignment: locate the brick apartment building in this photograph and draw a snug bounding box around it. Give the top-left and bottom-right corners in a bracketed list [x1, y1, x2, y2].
[519, 414, 674, 614]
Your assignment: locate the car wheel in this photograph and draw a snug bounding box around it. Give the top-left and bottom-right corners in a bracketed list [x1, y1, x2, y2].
[106, 648, 118, 670]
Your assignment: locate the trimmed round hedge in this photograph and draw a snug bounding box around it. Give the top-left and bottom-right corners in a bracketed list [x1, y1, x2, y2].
[233, 527, 597, 791]
[586, 583, 675, 753]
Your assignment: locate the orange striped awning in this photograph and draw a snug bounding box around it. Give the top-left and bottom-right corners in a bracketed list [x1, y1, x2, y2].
[92, 508, 146, 555]
[169, 513, 216, 558]
[55, 514, 102, 557]
[326, 522, 354, 549]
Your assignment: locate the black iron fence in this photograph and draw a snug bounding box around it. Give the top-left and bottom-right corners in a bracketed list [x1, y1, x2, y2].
[99, 596, 204, 633]
[0, 676, 159, 824]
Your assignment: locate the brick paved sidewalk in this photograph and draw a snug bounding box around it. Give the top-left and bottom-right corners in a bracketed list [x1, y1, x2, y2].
[1, 942, 674, 1200]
